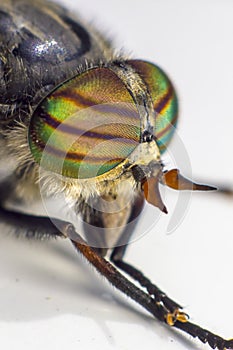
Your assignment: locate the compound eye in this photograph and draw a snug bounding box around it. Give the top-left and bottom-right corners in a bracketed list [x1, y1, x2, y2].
[29, 68, 141, 179]
[127, 60, 178, 153]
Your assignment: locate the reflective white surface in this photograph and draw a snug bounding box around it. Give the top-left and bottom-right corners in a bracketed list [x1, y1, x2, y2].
[0, 1, 233, 350]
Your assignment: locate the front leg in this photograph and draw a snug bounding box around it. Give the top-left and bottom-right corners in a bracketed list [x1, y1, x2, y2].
[111, 254, 183, 316]
[0, 205, 66, 240]
[110, 245, 233, 350]
[1, 203, 232, 349]
[0, 175, 71, 240]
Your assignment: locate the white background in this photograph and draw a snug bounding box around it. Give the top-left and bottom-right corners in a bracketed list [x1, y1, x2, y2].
[0, 1, 233, 350]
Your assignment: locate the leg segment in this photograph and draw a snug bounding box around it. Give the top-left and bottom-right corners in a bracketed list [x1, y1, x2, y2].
[1, 202, 232, 349]
[111, 256, 182, 312]
[0, 177, 65, 240]
[0, 205, 66, 240]
[175, 321, 233, 350]
[110, 245, 233, 350]
[111, 246, 186, 325]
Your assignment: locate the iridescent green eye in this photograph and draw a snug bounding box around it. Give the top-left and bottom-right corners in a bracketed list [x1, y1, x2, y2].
[127, 60, 178, 153]
[29, 68, 141, 179]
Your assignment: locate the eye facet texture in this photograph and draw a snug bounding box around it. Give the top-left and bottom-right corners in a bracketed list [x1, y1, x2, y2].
[29, 68, 141, 179]
[128, 60, 178, 153]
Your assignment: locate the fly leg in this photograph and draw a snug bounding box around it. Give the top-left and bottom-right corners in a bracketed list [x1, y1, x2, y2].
[0, 205, 66, 240]
[110, 189, 183, 316]
[1, 180, 232, 349]
[110, 246, 233, 349]
[65, 225, 233, 350]
[111, 246, 186, 325]
[0, 177, 66, 240]
[1, 201, 232, 349]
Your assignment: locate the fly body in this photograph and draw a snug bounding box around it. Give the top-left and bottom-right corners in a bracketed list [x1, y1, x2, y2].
[0, 1, 232, 350]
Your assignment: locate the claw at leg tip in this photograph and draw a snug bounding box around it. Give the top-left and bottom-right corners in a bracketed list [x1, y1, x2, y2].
[166, 309, 189, 326]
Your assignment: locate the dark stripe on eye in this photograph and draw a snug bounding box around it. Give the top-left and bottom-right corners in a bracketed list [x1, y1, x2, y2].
[52, 90, 140, 120]
[31, 136, 134, 163]
[52, 90, 142, 121]
[36, 112, 139, 143]
[52, 89, 97, 107]
[154, 86, 174, 114]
